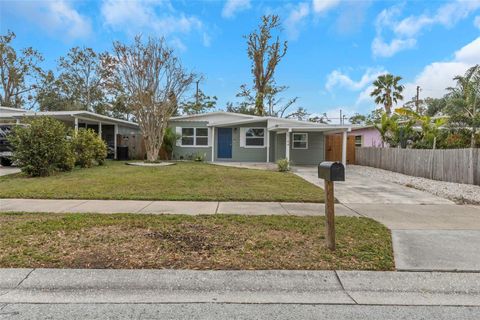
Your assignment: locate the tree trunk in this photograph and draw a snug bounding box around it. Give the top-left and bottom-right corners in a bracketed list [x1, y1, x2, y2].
[255, 92, 265, 116]
[145, 141, 159, 162]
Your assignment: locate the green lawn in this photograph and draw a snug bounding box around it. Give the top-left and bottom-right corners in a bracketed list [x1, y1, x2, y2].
[0, 161, 324, 202]
[0, 213, 394, 270]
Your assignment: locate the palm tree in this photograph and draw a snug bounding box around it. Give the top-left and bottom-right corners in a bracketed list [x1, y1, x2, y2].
[370, 74, 404, 116]
[446, 64, 479, 148]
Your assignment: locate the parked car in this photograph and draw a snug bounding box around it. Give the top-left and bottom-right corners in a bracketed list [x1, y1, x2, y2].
[0, 125, 14, 166]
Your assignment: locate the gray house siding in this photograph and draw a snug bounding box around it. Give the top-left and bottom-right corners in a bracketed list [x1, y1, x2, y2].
[290, 132, 325, 165]
[274, 132, 325, 165]
[269, 131, 275, 163]
[275, 133, 286, 161]
[214, 121, 268, 162]
[170, 119, 325, 164]
[170, 121, 212, 161]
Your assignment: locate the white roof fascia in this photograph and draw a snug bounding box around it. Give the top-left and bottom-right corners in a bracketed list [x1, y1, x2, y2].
[0, 111, 139, 128]
[0, 106, 27, 113]
[208, 118, 267, 127]
[269, 126, 351, 133]
[171, 111, 260, 121]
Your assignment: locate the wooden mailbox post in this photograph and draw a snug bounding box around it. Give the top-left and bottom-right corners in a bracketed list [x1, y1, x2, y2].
[318, 161, 345, 251]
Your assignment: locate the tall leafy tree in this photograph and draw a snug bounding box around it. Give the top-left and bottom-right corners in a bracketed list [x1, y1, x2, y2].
[349, 113, 367, 125]
[112, 36, 196, 161]
[231, 82, 299, 117]
[245, 15, 287, 116]
[57, 47, 116, 113]
[370, 74, 404, 116]
[36, 71, 77, 111]
[180, 89, 217, 115]
[446, 64, 480, 148]
[0, 31, 44, 108]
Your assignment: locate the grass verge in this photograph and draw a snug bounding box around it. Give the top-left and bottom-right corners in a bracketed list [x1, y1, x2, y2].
[0, 162, 324, 202]
[0, 212, 394, 270]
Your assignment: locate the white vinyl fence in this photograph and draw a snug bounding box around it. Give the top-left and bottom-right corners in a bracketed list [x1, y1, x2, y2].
[355, 147, 480, 185]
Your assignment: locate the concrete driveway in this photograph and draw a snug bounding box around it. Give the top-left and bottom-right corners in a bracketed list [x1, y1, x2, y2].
[293, 166, 480, 271]
[0, 165, 20, 176]
[292, 166, 452, 205]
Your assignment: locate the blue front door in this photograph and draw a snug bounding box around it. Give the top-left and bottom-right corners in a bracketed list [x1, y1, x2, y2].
[217, 128, 232, 159]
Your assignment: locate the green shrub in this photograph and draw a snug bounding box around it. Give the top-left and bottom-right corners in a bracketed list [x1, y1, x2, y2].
[276, 158, 290, 172]
[162, 127, 180, 160]
[8, 117, 75, 177]
[72, 128, 107, 168]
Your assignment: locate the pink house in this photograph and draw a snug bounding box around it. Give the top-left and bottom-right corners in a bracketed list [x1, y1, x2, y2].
[348, 125, 384, 148]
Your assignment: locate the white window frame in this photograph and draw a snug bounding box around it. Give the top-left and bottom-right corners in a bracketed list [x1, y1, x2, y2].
[292, 133, 308, 149]
[244, 127, 266, 148]
[180, 127, 209, 147]
[354, 135, 363, 147]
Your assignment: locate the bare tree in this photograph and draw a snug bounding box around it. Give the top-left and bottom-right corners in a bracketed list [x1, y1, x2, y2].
[0, 30, 43, 108]
[245, 15, 287, 116]
[112, 36, 195, 161]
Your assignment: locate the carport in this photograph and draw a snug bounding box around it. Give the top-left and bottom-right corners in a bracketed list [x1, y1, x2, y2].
[0, 109, 140, 159]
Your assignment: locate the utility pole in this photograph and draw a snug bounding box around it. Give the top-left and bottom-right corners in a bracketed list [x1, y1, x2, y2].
[195, 80, 200, 108]
[339, 109, 343, 125]
[415, 85, 420, 113]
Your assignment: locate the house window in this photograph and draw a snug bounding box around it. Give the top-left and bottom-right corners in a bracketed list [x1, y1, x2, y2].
[292, 133, 308, 149]
[181, 128, 209, 147]
[181, 128, 194, 146]
[245, 128, 265, 147]
[196, 128, 208, 146]
[355, 135, 362, 147]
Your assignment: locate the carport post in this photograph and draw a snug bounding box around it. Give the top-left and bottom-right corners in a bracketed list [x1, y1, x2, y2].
[114, 124, 118, 160]
[341, 130, 347, 166]
[74, 117, 79, 133]
[98, 122, 102, 138]
[211, 126, 215, 162]
[285, 129, 291, 162]
[266, 129, 270, 163]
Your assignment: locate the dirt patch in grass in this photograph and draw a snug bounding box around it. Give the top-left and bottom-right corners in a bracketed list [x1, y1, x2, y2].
[0, 213, 394, 270]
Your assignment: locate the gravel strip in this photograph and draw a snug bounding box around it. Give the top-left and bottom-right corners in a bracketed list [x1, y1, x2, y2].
[349, 165, 480, 205]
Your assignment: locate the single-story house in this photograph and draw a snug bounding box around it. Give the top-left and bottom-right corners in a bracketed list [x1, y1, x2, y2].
[349, 125, 383, 148]
[0, 107, 140, 159]
[170, 112, 351, 165]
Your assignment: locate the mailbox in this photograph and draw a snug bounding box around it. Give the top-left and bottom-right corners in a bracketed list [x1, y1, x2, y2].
[318, 161, 345, 181]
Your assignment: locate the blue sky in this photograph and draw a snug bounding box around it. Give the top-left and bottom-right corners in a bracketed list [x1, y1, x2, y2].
[1, 0, 480, 122]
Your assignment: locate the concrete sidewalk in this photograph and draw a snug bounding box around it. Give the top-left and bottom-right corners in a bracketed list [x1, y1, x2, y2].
[0, 198, 359, 216]
[1, 269, 479, 306]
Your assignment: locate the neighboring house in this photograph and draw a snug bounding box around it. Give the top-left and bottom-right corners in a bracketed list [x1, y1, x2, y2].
[348, 125, 383, 148]
[170, 112, 351, 165]
[0, 107, 140, 159]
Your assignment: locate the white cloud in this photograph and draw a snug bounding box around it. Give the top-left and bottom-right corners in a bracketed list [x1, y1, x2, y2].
[475, 16, 480, 29]
[372, 0, 480, 57]
[403, 37, 480, 100]
[326, 68, 386, 92]
[101, 0, 208, 48]
[358, 37, 479, 108]
[312, 0, 341, 14]
[222, 0, 251, 18]
[3, 0, 91, 39]
[285, 2, 310, 39]
[371, 37, 416, 57]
